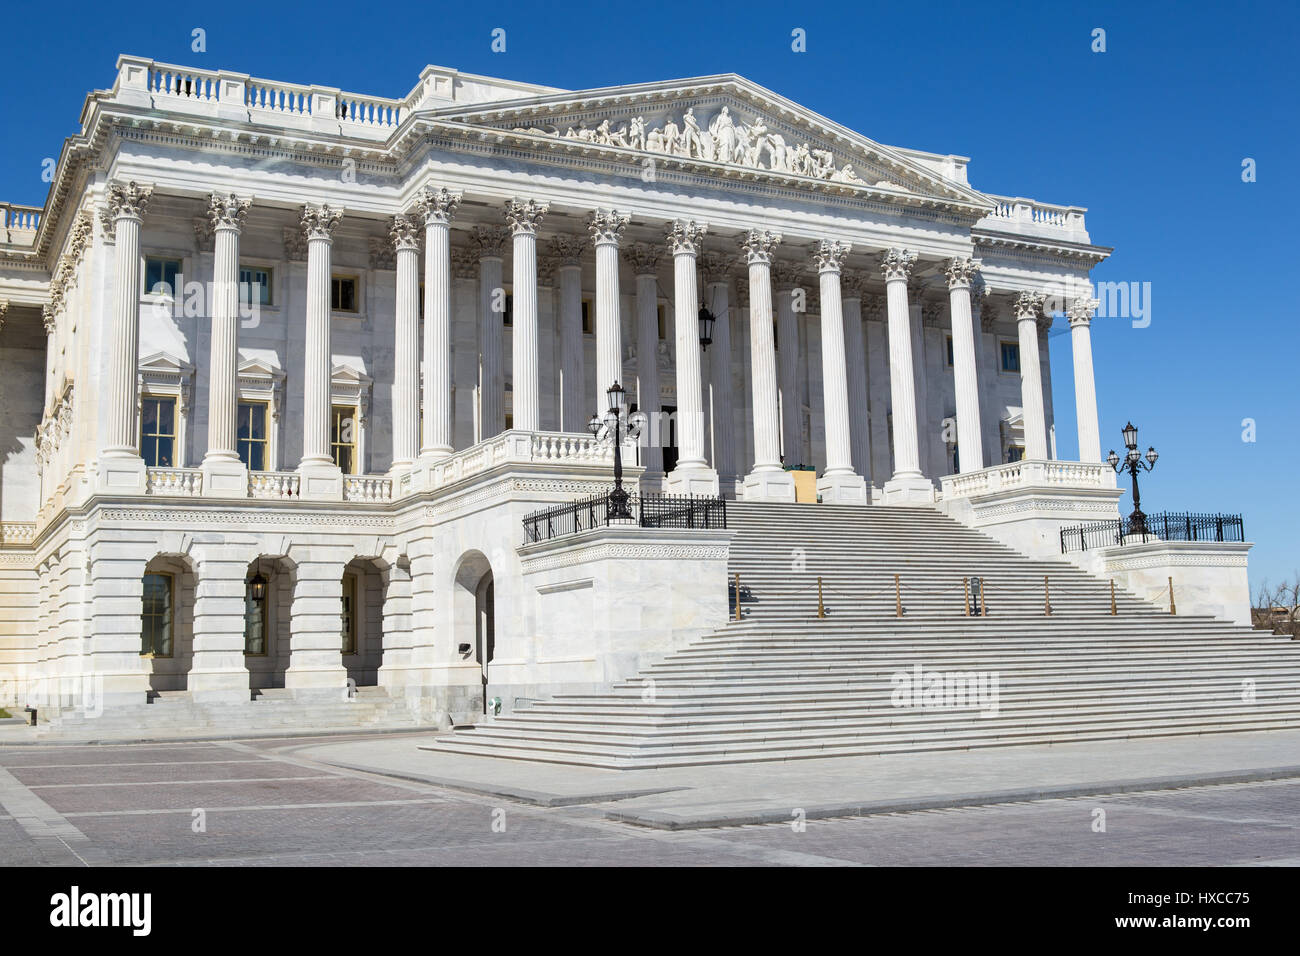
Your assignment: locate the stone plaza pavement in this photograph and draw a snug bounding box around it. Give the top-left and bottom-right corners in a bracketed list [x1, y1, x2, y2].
[0, 727, 1298, 865]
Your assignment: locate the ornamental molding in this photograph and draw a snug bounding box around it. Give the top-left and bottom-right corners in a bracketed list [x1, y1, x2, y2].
[104, 179, 152, 221]
[1012, 290, 1046, 322]
[739, 229, 782, 266]
[504, 197, 549, 235]
[387, 213, 422, 254]
[623, 241, 663, 276]
[771, 259, 805, 290]
[588, 208, 630, 245]
[665, 219, 707, 255]
[944, 256, 981, 290]
[472, 225, 509, 259]
[879, 247, 917, 282]
[282, 226, 308, 261]
[1100, 549, 1251, 572]
[205, 192, 251, 233]
[699, 250, 734, 286]
[840, 273, 869, 300]
[536, 256, 558, 287]
[519, 539, 730, 575]
[410, 184, 461, 226]
[300, 203, 343, 242]
[550, 234, 588, 266]
[1067, 295, 1100, 327]
[368, 236, 396, 270]
[450, 246, 479, 279]
[811, 239, 850, 273]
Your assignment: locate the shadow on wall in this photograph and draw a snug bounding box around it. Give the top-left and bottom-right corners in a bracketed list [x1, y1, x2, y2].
[0, 308, 47, 523]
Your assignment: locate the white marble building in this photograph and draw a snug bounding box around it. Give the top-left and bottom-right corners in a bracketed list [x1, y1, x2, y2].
[0, 56, 1146, 726]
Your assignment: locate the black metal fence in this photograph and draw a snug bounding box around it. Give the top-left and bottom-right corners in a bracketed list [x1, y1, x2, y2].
[1060, 511, 1245, 553]
[523, 490, 728, 543]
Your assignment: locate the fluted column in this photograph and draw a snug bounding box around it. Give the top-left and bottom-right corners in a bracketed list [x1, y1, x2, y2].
[588, 209, 628, 411]
[625, 242, 663, 483]
[200, 193, 252, 495]
[701, 252, 736, 488]
[879, 248, 934, 504]
[1067, 295, 1102, 462]
[506, 198, 547, 431]
[389, 213, 421, 471]
[414, 185, 460, 461]
[474, 226, 508, 440]
[841, 274, 873, 483]
[739, 229, 795, 501]
[664, 219, 718, 496]
[550, 236, 587, 433]
[1014, 291, 1049, 461]
[812, 241, 867, 504]
[945, 257, 985, 473]
[297, 204, 344, 499]
[773, 260, 803, 465]
[100, 181, 152, 473]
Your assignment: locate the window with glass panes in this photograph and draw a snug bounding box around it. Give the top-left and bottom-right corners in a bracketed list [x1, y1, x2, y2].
[331, 275, 358, 312]
[144, 257, 182, 297]
[239, 266, 272, 307]
[341, 574, 358, 655]
[237, 402, 268, 471]
[140, 573, 174, 657]
[1000, 341, 1020, 373]
[140, 396, 177, 467]
[330, 405, 357, 474]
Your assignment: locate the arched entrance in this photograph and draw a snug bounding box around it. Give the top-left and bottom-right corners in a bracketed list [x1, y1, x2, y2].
[452, 551, 495, 714]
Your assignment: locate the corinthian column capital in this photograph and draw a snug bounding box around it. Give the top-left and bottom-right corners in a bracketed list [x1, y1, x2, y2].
[812, 239, 851, 273]
[623, 241, 663, 276]
[206, 192, 251, 233]
[841, 272, 870, 300]
[699, 250, 734, 286]
[738, 228, 782, 265]
[1012, 290, 1046, 322]
[665, 219, 707, 255]
[551, 234, 588, 266]
[472, 225, 509, 259]
[300, 203, 343, 242]
[879, 247, 917, 283]
[411, 185, 462, 225]
[388, 213, 422, 252]
[944, 256, 982, 290]
[1067, 295, 1100, 328]
[505, 197, 549, 235]
[105, 180, 153, 221]
[588, 208, 630, 246]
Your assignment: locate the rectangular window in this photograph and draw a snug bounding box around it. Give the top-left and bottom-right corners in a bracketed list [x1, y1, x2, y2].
[341, 574, 357, 655]
[331, 275, 358, 313]
[946, 335, 954, 367]
[418, 283, 424, 319]
[330, 405, 357, 475]
[239, 265, 272, 307]
[1000, 341, 1021, 373]
[657, 303, 668, 341]
[144, 257, 182, 297]
[237, 402, 269, 472]
[1006, 444, 1026, 463]
[141, 396, 176, 467]
[141, 573, 174, 657]
[581, 299, 593, 334]
[503, 292, 514, 327]
[244, 580, 267, 656]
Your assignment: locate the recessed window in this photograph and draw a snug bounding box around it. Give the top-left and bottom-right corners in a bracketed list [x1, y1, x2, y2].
[581, 298, 593, 334]
[657, 303, 668, 341]
[330, 405, 357, 474]
[1000, 341, 1021, 373]
[502, 291, 514, 327]
[237, 402, 269, 472]
[244, 578, 268, 657]
[341, 574, 358, 655]
[141, 396, 176, 467]
[239, 265, 272, 307]
[144, 257, 182, 297]
[946, 335, 954, 367]
[141, 573, 174, 658]
[1006, 444, 1026, 463]
[331, 275, 359, 313]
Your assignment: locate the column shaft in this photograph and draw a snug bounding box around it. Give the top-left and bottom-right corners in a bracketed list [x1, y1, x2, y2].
[392, 230, 420, 467]
[708, 281, 735, 480]
[634, 271, 663, 476]
[886, 277, 922, 478]
[842, 294, 873, 479]
[817, 265, 853, 475]
[512, 230, 540, 430]
[206, 223, 241, 460]
[672, 246, 705, 468]
[479, 255, 504, 437]
[1015, 292, 1049, 460]
[106, 213, 144, 454]
[946, 258, 984, 473]
[303, 236, 333, 464]
[1069, 298, 1102, 462]
[558, 263, 584, 431]
[776, 284, 801, 464]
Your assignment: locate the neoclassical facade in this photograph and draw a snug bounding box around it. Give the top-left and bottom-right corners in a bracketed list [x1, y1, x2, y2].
[0, 57, 1127, 725]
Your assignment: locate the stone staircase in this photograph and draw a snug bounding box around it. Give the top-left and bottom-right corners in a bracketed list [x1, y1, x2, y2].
[34, 684, 431, 741]
[428, 501, 1300, 769]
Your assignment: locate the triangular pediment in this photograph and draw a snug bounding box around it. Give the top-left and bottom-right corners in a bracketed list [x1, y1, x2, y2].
[138, 350, 194, 377]
[237, 353, 285, 383]
[427, 75, 991, 211]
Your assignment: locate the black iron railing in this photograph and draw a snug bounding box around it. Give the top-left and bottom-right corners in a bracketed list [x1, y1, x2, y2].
[1060, 511, 1245, 554]
[523, 490, 727, 543]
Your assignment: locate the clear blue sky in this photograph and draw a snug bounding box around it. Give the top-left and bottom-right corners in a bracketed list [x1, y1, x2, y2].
[4, 0, 1296, 592]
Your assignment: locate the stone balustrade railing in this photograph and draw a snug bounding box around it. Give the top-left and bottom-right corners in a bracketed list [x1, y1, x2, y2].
[1, 202, 41, 246]
[978, 195, 1089, 242]
[0, 522, 37, 547]
[145, 467, 203, 496]
[343, 476, 393, 502]
[939, 459, 1115, 500]
[248, 472, 301, 499]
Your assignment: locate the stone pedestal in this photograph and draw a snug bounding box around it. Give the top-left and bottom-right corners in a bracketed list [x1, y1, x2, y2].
[742, 467, 797, 502]
[817, 472, 869, 505]
[881, 474, 936, 506]
[665, 466, 720, 497]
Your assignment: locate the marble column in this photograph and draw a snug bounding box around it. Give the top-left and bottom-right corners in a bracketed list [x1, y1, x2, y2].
[945, 257, 985, 473]
[389, 213, 421, 472]
[879, 248, 934, 504]
[739, 229, 795, 501]
[298, 204, 344, 499]
[841, 274, 873, 485]
[414, 185, 460, 462]
[506, 198, 547, 431]
[1014, 290, 1050, 461]
[773, 260, 803, 466]
[588, 209, 628, 409]
[664, 219, 718, 496]
[551, 236, 587, 433]
[701, 252, 736, 490]
[97, 180, 152, 494]
[625, 242, 663, 486]
[812, 241, 867, 504]
[201, 193, 252, 496]
[1067, 294, 1102, 462]
[474, 226, 509, 439]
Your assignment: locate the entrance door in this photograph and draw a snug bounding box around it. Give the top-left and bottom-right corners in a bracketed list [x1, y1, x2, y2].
[661, 404, 678, 474]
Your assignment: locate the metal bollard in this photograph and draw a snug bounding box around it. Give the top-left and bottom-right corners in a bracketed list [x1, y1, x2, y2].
[734, 572, 742, 622]
[980, 578, 987, 617]
[895, 573, 902, 618]
[1169, 576, 1176, 616]
[1110, 579, 1117, 615]
[963, 577, 970, 617]
[1044, 575, 1051, 616]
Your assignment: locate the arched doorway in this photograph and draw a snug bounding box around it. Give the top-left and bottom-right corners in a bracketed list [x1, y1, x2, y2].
[452, 551, 495, 714]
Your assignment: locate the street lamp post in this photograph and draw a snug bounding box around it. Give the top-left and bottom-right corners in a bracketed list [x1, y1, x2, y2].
[589, 381, 644, 521]
[1107, 421, 1159, 535]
